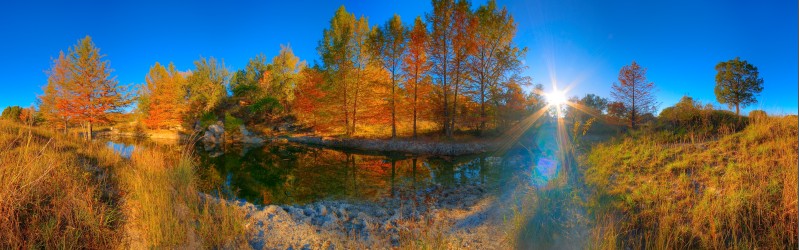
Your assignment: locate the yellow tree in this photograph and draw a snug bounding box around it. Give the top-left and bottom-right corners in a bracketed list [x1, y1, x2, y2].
[403, 16, 432, 138]
[267, 44, 306, 112]
[468, 0, 526, 134]
[371, 14, 407, 139]
[319, 6, 356, 135]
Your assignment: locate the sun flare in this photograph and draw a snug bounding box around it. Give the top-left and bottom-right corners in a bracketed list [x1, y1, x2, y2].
[545, 89, 567, 107]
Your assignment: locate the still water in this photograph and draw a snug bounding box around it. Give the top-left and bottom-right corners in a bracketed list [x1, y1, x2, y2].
[107, 138, 562, 206]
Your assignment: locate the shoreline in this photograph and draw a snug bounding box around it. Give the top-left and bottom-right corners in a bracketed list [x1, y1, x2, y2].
[226, 182, 508, 249]
[281, 135, 501, 156]
[100, 128, 503, 156]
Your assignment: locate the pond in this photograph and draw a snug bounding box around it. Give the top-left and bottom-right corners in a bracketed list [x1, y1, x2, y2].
[106, 135, 564, 206]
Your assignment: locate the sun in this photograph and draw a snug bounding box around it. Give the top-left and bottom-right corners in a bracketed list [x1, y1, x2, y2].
[545, 89, 567, 107]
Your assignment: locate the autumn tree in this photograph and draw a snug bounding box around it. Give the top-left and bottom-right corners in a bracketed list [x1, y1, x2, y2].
[292, 66, 327, 129]
[39, 51, 73, 133]
[39, 36, 130, 140]
[371, 14, 407, 139]
[449, 0, 476, 136]
[319, 6, 356, 135]
[185, 56, 229, 123]
[714, 57, 764, 115]
[350, 15, 375, 135]
[403, 16, 432, 138]
[468, 0, 527, 134]
[606, 101, 627, 121]
[427, 0, 455, 137]
[18, 107, 36, 125]
[610, 61, 657, 129]
[319, 6, 378, 136]
[139, 62, 186, 129]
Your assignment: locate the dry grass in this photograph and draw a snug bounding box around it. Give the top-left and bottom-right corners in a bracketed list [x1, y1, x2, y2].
[0, 120, 249, 248]
[0, 120, 122, 249]
[119, 145, 249, 248]
[582, 115, 798, 249]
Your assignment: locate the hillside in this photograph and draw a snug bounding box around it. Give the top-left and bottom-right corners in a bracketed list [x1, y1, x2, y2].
[583, 116, 798, 249]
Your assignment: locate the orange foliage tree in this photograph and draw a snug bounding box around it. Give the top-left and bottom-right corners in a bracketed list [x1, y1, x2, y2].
[403, 16, 432, 138]
[139, 62, 186, 129]
[39, 36, 130, 139]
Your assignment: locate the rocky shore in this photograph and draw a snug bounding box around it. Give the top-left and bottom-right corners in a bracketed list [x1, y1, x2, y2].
[223, 183, 509, 249]
[284, 136, 500, 156]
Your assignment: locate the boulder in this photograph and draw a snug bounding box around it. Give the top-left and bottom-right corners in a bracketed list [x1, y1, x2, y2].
[239, 125, 264, 144]
[202, 121, 225, 151]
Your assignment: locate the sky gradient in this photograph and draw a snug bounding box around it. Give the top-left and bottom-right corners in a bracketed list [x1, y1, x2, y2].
[1, 0, 796, 114]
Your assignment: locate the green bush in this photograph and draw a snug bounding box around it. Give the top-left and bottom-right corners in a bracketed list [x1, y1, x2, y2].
[199, 112, 218, 128]
[657, 96, 747, 139]
[1, 106, 22, 121]
[223, 113, 243, 132]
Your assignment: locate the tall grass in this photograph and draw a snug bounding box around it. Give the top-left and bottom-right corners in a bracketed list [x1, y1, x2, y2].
[0, 120, 121, 249]
[117, 139, 249, 248]
[582, 116, 798, 248]
[0, 120, 249, 248]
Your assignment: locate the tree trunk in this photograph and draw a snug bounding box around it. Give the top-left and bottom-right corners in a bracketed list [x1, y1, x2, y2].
[391, 76, 396, 140]
[735, 104, 740, 116]
[87, 121, 93, 141]
[451, 69, 459, 138]
[479, 80, 486, 136]
[413, 75, 418, 139]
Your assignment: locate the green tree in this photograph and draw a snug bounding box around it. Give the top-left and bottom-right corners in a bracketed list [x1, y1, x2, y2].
[230, 54, 268, 105]
[1, 106, 23, 121]
[714, 57, 764, 115]
[371, 14, 407, 139]
[186, 56, 229, 122]
[268, 44, 306, 111]
[580, 94, 609, 114]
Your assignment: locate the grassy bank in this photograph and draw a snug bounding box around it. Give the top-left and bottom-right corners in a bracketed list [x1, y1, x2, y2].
[582, 116, 798, 249]
[0, 121, 248, 248]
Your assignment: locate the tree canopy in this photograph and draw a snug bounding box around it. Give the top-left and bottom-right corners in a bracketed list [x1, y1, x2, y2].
[714, 57, 763, 115]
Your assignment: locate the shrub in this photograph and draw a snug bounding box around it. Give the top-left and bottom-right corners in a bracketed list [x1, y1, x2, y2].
[748, 110, 767, 123]
[657, 96, 747, 140]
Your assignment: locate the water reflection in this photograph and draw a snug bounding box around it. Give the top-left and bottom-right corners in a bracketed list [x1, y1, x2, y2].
[103, 137, 554, 206]
[106, 141, 135, 158]
[195, 143, 515, 205]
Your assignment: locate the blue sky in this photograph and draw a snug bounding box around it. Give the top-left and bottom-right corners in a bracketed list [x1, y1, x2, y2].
[1, 0, 796, 114]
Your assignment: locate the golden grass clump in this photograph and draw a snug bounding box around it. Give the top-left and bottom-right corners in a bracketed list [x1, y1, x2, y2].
[0, 120, 122, 249]
[0, 120, 249, 248]
[583, 116, 798, 249]
[119, 144, 249, 248]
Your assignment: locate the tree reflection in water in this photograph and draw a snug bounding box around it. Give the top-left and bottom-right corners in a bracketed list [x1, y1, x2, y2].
[194, 143, 515, 205]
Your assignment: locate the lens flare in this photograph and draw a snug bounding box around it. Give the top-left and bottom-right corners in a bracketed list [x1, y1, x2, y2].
[545, 89, 567, 107]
